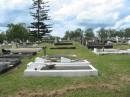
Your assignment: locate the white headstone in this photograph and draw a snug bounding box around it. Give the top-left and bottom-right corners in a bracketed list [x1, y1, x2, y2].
[128, 40, 130, 44]
[94, 48, 98, 53]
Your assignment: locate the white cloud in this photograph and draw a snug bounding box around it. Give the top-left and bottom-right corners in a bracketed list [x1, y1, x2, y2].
[0, 0, 32, 25]
[114, 15, 130, 29]
[0, 27, 8, 32]
[0, 0, 129, 37]
[77, 11, 120, 24]
[0, 0, 32, 11]
[50, 0, 128, 36]
[54, 0, 123, 21]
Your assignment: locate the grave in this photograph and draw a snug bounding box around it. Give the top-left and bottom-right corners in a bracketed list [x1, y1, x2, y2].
[50, 46, 76, 49]
[3, 48, 42, 53]
[0, 53, 36, 58]
[0, 58, 21, 65]
[0, 62, 10, 72]
[93, 48, 130, 55]
[87, 41, 113, 49]
[51, 39, 75, 49]
[0, 58, 20, 73]
[24, 56, 98, 77]
[54, 42, 73, 46]
[1, 48, 37, 57]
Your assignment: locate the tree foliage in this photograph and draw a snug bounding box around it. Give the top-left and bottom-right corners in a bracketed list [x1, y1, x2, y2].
[0, 32, 6, 43]
[63, 27, 130, 42]
[30, 0, 52, 41]
[124, 28, 130, 38]
[84, 28, 94, 40]
[64, 28, 83, 41]
[97, 28, 108, 42]
[6, 23, 29, 42]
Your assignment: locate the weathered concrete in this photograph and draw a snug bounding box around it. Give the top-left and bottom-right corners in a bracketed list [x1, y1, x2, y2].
[0, 63, 9, 72]
[0, 62, 15, 72]
[0, 58, 21, 73]
[0, 58, 20, 65]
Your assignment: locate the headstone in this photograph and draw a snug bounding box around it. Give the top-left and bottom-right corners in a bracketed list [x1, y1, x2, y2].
[35, 57, 45, 63]
[128, 40, 130, 44]
[23, 42, 26, 47]
[94, 48, 98, 53]
[33, 44, 38, 47]
[116, 36, 119, 43]
[54, 38, 59, 43]
[26, 40, 29, 44]
[11, 42, 18, 48]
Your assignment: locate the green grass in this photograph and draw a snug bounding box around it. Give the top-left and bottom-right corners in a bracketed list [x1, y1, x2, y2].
[113, 44, 130, 50]
[0, 43, 130, 97]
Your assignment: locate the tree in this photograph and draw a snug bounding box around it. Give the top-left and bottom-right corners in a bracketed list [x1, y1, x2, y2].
[64, 31, 70, 40]
[74, 28, 83, 37]
[115, 30, 124, 38]
[6, 23, 29, 42]
[97, 28, 108, 43]
[84, 28, 94, 40]
[74, 28, 83, 42]
[30, 0, 52, 41]
[124, 28, 130, 38]
[63, 28, 84, 42]
[0, 32, 6, 43]
[106, 29, 117, 38]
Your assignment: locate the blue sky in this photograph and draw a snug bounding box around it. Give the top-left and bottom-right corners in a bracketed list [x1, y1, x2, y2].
[0, 0, 130, 37]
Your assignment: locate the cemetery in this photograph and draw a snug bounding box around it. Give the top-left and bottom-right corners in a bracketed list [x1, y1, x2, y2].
[0, 42, 130, 97]
[24, 56, 98, 77]
[0, 0, 130, 97]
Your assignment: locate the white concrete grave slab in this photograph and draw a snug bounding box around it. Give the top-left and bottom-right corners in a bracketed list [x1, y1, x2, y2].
[93, 48, 130, 55]
[24, 56, 98, 77]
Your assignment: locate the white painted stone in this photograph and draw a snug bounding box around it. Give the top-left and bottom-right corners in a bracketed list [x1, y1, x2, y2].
[61, 57, 71, 63]
[35, 57, 45, 63]
[24, 65, 98, 77]
[128, 40, 130, 44]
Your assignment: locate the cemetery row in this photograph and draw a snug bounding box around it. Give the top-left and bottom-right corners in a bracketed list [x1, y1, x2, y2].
[0, 41, 97, 77]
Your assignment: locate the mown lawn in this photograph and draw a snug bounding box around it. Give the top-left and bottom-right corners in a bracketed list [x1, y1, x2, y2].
[0, 43, 130, 97]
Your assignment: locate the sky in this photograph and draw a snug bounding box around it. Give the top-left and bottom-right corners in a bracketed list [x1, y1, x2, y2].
[0, 0, 130, 37]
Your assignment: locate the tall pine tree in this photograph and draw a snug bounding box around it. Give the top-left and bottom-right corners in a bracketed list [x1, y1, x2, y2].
[30, 0, 52, 41]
